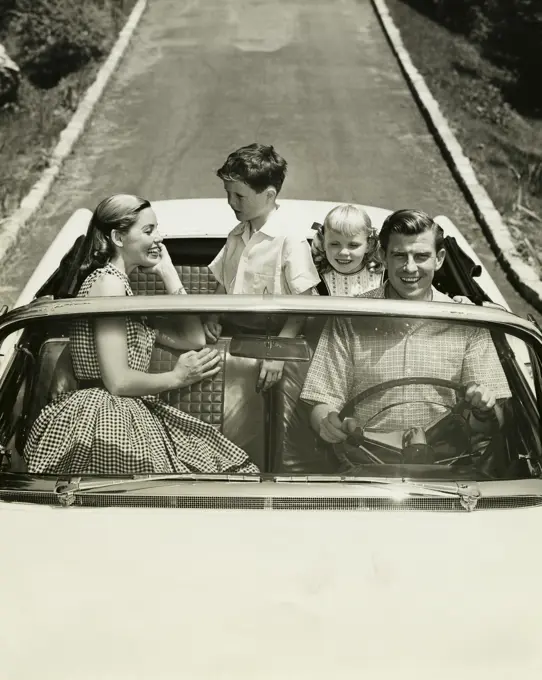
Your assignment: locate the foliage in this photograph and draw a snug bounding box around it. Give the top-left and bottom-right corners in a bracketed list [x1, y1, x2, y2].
[4, 0, 124, 88]
[0, 0, 135, 219]
[426, 0, 542, 113]
[0, 0, 17, 31]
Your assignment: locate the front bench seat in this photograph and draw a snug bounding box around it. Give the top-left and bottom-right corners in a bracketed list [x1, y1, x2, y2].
[22, 337, 266, 471]
[149, 341, 265, 468]
[129, 264, 266, 467]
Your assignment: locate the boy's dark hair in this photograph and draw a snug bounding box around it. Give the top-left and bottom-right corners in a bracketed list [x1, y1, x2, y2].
[379, 209, 445, 253]
[216, 143, 287, 194]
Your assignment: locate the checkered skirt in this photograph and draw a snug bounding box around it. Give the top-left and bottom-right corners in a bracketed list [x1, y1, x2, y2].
[25, 263, 259, 475]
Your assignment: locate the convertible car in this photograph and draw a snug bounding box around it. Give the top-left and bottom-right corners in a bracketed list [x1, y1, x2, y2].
[1, 199, 542, 678]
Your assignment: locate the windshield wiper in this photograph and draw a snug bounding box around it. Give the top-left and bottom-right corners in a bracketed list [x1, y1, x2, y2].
[54, 473, 261, 506]
[275, 475, 481, 511]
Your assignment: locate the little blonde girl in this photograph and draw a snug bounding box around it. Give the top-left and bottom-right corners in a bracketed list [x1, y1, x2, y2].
[311, 203, 384, 297]
[276, 204, 385, 474]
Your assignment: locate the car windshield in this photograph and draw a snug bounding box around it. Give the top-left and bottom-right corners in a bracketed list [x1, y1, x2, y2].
[0, 307, 541, 485]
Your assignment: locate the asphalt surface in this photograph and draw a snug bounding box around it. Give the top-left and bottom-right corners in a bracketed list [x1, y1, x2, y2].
[0, 0, 540, 323]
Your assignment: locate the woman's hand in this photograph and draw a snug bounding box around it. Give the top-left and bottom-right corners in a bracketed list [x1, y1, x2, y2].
[172, 347, 222, 388]
[141, 243, 176, 280]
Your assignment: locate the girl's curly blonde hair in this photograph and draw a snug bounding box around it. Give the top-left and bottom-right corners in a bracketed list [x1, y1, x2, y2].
[311, 204, 382, 275]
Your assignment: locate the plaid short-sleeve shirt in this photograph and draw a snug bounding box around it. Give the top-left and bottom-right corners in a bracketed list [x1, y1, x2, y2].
[300, 284, 512, 430]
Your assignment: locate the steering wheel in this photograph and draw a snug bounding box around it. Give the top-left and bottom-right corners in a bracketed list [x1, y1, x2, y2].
[335, 377, 492, 469]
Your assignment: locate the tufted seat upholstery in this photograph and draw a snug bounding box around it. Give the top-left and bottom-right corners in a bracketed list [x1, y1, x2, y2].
[129, 266, 219, 296]
[150, 341, 228, 428]
[23, 336, 266, 470]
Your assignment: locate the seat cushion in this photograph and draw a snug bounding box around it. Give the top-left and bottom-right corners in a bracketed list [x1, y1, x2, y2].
[273, 359, 338, 474]
[221, 351, 266, 470]
[130, 266, 219, 296]
[149, 340, 228, 429]
[23, 338, 76, 446]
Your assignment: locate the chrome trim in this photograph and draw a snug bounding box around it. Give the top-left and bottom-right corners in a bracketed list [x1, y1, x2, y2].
[2, 489, 542, 512]
[3, 473, 542, 498]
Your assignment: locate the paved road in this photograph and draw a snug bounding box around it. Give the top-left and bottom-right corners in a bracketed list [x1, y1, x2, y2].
[0, 0, 540, 323]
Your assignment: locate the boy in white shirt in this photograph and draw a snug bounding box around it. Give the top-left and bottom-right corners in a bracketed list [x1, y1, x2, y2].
[205, 143, 320, 391]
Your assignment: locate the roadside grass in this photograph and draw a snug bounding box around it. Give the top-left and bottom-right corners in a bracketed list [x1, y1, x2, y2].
[0, 72, 92, 217]
[0, 0, 137, 223]
[385, 0, 542, 276]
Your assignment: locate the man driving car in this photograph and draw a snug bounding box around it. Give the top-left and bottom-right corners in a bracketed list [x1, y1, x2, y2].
[300, 209, 512, 447]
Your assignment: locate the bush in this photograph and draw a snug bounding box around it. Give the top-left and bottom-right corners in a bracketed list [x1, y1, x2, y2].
[426, 0, 542, 114]
[9, 0, 117, 88]
[0, 0, 17, 31]
[481, 0, 542, 112]
[0, 0, 135, 223]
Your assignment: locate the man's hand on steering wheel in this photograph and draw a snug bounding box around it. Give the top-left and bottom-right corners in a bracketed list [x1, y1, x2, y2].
[319, 411, 357, 443]
[463, 381, 496, 417]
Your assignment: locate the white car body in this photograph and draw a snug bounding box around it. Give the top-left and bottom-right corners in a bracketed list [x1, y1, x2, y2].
[2, 490, 542, 679]
[1, 200, 541, 679]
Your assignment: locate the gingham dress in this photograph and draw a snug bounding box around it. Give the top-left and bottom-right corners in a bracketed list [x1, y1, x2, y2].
[25, 263, 259, 475]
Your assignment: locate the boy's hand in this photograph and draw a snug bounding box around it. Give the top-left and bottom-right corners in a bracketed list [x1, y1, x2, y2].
[203, 316, 222, 344]
[257, 359, 284, 392]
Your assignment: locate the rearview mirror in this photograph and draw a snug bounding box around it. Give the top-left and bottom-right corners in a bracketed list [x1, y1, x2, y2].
[229, 335, 311, 362]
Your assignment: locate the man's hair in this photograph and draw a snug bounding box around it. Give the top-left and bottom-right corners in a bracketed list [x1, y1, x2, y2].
[216, 143, 287, 194]
[379, 209, 445, 253]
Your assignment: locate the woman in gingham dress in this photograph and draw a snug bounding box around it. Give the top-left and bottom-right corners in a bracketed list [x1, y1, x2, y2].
[25, 194, 259, 475]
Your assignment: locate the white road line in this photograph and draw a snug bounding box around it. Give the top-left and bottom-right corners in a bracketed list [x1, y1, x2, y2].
[0, 0, 148, 264]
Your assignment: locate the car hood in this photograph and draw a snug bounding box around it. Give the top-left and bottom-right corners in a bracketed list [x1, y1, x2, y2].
[1, 502, 541, 680]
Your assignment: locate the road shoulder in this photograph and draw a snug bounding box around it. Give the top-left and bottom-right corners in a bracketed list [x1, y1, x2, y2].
[0, 0, 148, 265]
[371, 0, 542, 314]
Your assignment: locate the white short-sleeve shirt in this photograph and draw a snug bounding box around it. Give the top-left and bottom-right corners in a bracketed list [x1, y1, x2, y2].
[209, 207, 320, 295]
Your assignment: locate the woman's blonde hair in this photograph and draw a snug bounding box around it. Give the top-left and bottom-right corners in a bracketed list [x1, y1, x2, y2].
[79, 194, 151, 281]
[311, 204, 381, 274]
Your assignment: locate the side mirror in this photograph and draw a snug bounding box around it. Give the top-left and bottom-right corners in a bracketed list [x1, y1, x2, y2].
[229, 335, 311, 362]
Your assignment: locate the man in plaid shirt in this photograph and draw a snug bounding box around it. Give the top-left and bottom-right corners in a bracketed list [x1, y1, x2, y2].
[300, 209, 511, 445]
